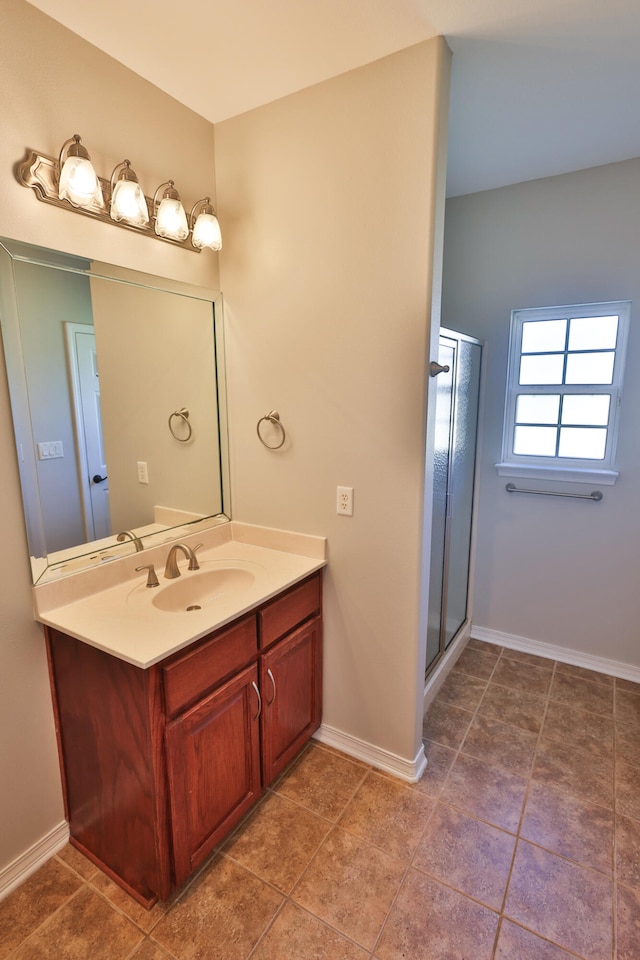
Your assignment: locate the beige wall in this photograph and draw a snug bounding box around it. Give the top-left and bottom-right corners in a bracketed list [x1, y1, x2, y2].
[0, 0, 218, 876]
[0, 0, 450, 881]
[442, 158, 640, 667]
[215, 38, 450, 763]
[91, 279, 222, 531]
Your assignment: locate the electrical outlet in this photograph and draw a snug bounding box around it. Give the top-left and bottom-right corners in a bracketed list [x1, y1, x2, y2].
[137, 460, 149, 484]
[336, 485, 353, 516]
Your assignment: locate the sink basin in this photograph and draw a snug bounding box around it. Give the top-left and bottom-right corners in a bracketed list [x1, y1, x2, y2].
[151, 567, 256, 613]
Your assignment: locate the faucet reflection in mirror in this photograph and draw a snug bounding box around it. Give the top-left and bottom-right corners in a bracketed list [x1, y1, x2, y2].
[16, 134, 222, 252]
[117, 531, 144, 553]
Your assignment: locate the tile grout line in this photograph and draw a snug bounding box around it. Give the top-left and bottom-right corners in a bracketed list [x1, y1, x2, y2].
[130, 744, 336, 959]
[367, 715, 505, 959]
[431, 650, 609, 960]
[412, 646, 509, 960]
[496, 658, 557, 923]
[423, 648, 629, 959]
[368, 860, 414, 958]
[243, 897, 290, 959]
[6, 880, 92, 960]
[518, 668, 615, 957]
[493, 656, 620, 960]
[120, 742, 377, 960]
[423, 646, 541, 959]
[125, 936, 179, 960]
[498, 659, 618, 959]
[482, 657, 557, 959]
[424, 642, 505, 798]
[244, 760, 374, 957]
[280, 679, 504, 960]
[428, 645, 543, 822]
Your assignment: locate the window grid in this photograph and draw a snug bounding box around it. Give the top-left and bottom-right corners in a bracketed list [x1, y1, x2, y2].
[513, 394, 613, 461]
[500, 301, 630, 478]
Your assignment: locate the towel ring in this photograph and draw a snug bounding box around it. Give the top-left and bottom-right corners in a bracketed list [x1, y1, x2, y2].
[257, 410, 286, 449]
[169, 407, 192, 442]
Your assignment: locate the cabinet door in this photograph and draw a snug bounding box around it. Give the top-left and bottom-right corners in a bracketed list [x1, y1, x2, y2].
[260, 616, 322, 786]
[166, 663, 262, 885]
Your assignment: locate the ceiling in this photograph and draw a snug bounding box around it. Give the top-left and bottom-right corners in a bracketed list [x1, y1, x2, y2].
[26, 0, 640, 196]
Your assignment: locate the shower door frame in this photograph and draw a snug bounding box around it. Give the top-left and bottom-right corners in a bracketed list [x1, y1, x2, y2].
[425, 327, 484, 680]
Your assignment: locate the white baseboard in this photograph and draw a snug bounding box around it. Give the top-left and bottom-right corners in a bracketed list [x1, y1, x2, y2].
[471, 624, 640, 684]
[0, 821, 69, 902]
[314, 724, 427, 783]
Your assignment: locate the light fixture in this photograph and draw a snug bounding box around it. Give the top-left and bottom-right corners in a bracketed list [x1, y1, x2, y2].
[190, 197, 222, 251]
[57, 134, 105, 211]
[153, 180, 189, 242]
[16, 138, 221, 253]
[110, 159, 149, 227]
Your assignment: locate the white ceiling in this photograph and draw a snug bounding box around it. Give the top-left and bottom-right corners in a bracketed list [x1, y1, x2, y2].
[26, 0, 640, 196]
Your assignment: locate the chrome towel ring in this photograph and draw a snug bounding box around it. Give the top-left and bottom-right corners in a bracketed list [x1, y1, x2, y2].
[169, 407, 192, 442]
[257, 410, 286, 449]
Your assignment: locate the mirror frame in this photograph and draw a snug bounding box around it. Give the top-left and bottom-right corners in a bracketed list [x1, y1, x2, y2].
[0, 237, 231, 583]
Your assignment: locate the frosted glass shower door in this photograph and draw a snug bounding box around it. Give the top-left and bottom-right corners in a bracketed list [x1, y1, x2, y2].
[426, 331, 482, 676]
[425, 342, 455, 673]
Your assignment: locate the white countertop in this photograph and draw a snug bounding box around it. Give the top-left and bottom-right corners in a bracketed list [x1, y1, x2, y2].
[34, 522, 326, 668]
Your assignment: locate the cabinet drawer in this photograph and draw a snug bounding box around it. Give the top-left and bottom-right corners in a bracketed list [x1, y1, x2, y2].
[259, 574, 321, 649]
[163, 616, 258, 717]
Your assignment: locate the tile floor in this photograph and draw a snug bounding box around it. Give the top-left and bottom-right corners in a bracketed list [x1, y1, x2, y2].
[2, 638, 640, 959]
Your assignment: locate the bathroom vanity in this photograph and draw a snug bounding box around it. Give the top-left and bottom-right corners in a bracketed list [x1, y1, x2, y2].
[36, 524, 325, 907]
[1, 238, 327, 907]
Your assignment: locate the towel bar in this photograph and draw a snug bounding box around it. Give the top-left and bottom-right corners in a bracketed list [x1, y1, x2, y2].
[505, 483, 602, 501]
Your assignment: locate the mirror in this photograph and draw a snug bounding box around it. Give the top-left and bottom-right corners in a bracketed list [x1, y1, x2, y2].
[0, 237, 230, 584]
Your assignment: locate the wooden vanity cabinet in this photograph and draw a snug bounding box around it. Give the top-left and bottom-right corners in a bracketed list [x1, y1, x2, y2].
[260, 617, 322, 785]
[46, 629, 172, 905]
[258, 573, 322, 784]
[165, 663, 262, 885]
[45, 571, 322, 907]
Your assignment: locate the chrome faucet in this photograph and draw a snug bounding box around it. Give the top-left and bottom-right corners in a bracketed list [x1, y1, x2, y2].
[117, 530, 143, 552]
[164, 543, 201, 579]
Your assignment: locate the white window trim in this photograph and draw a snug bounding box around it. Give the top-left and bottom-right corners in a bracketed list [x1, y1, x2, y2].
[497, 300, 630, 485]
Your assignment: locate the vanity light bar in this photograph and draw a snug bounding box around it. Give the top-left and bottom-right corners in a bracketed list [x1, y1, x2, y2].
[15, 140, 222, 254]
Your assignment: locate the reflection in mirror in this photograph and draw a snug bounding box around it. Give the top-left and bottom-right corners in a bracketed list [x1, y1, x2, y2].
[0, 238, 230, 584]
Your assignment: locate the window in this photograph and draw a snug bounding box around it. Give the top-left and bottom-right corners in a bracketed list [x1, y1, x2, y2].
[497, 301, 630, 484]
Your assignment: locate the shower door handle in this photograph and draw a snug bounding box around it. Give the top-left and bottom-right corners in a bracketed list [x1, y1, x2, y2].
[430, 361, 450, 377]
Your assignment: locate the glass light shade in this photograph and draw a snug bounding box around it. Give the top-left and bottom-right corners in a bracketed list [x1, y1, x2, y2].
[192, 212, 222, 251]
[58, 155, 104, 209]
[110, 179, 149, 227]
[155, 197, 189, 241]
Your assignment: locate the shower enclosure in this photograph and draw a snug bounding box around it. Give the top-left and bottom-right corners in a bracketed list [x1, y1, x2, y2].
[425, 328, 482, 677]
